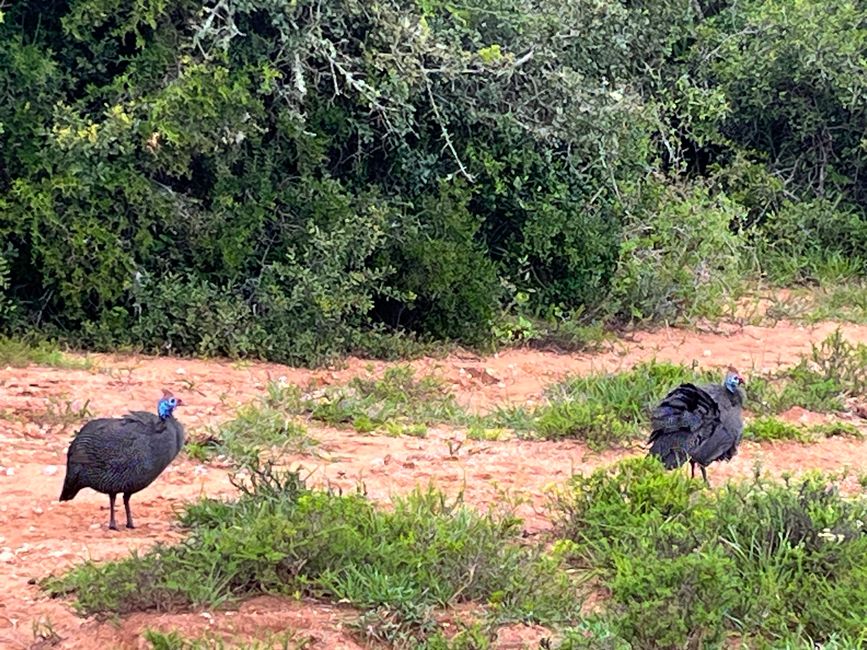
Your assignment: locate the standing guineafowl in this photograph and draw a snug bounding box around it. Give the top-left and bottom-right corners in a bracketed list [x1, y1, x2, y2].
[647, 368, 746, 485]
[59, 389, 185, 530]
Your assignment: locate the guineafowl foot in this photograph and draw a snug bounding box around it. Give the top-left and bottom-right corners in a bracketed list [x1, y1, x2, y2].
[700, 465, 710, 487]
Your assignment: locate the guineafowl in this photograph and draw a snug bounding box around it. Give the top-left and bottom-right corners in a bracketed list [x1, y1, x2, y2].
[59, 389, 185, 530]
[647, 367, 746, 485]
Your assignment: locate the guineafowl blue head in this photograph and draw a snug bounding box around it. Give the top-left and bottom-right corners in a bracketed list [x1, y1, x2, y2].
[157, 389, 184, 420]
[724, 367, 746, 395]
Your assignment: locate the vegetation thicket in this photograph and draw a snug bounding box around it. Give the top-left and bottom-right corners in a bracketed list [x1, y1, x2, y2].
[2, 0, 866, 365]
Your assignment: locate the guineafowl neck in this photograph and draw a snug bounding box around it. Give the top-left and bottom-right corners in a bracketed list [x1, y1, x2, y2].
[167, 418, 186, 457]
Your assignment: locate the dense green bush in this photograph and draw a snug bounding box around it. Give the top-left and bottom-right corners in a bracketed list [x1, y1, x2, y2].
[44, 463, 579, 640]
[1, 0, 866, 363]
[550, 457, 867, 648]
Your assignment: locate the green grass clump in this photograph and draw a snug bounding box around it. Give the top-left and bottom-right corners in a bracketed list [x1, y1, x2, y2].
[143, 628, 310, 649]
[516, 330, 867, 449]
[300, 366, 465, 431]
[748, 329, 867, 414]
[0, 337, 90, 369]
[188, 382, 315, 463]
[44, 463, 579, 635]
[522, 360, 717, 448]
[745, 417, 862, 443]
[549, 457, 867, 648]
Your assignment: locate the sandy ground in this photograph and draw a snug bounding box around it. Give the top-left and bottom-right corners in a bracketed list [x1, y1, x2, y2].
[1, 320, 867, 649]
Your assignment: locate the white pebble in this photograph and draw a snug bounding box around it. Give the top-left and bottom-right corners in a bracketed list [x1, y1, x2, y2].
[32, 507, 43, 515]
[0, 550, 15, 563]
[4, 467, 14, 477]
[42, 465, 58, 476]
[703, 349, 712, 357]
[176, 368, 186, 375]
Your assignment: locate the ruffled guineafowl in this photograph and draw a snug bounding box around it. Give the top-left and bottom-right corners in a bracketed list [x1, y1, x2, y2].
[59, 389, 186, 530]
[647, 367, 746, 485]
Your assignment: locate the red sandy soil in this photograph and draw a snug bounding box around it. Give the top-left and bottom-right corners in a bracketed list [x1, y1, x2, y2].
[1, 320, 867, 649]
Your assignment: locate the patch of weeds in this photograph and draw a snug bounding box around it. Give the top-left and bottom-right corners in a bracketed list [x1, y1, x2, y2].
[383, 421, 428, 437]
[749, 329, 867, 414]
[301, 366, 465, 431]
[492, 311, 610, 353]
[216, 403, 314, 463]
[30, 396, 93, 430]
[744, 417, 811, 442]
[44, 463, 580, 630]
[518, 330, 867, 449]
[197, 382, 314, 463]
[476, 405, 535, 432]
[549, 456, 867, 647]
[527, 360, 718, 448]
[31, 616, 62, 648]
[142, 628, 311, 649]
[550, 617, 631, 650]
[466, 424, 507, 441]
[422, 622, 496, 649]
[745, 416, 864, 443]
[0, 337, 90, 369]
[764, 281, 867, 325]
[352, 601, 439, 648]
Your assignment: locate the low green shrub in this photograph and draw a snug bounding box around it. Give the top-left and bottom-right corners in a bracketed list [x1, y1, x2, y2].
[45, 464, 579, 630]
[550, 457, 867, 647]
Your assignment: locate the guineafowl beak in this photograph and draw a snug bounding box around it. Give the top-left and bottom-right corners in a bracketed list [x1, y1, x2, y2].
[175, 397, 184, 406]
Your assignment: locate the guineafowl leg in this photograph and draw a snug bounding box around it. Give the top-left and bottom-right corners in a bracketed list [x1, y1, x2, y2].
[690, 461, 696, 479]
[108, 493, 118, 531]
[699, 465, 710, 487]
[123, 493, 135, 529]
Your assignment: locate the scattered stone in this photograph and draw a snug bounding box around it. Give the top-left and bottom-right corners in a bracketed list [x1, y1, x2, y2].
[42, 465, 58, 476]
[0, 550, 15, 563]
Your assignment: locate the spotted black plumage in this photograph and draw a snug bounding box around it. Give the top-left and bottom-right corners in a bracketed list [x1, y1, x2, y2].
[647, 368, 746, 485]
[59, 389, 185, 530]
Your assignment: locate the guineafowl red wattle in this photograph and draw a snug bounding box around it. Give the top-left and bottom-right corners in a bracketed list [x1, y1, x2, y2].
[58, 389, 186, 530]
[647, 367, 746, 485]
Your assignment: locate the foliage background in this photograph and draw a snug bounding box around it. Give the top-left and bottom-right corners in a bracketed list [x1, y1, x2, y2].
[1, 0, 865, 364]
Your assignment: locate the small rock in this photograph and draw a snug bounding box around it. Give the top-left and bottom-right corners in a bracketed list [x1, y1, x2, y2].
[703, 349, 712, 357]
[89, 523, 101, 530]
[176, 367, 186, 375]
[42, 465, 58, 476]
[32, 506, 44, 515]
[0, 550, 15, 563]
[4, 467, 14, 477]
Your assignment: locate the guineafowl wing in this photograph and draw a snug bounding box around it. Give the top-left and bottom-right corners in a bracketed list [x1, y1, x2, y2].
[689, 424, 739, 466]
[647, 383, 721, 469]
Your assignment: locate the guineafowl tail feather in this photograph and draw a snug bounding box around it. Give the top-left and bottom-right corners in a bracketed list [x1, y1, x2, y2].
[59, 472, 81, 501]
[647, 438, 689, 470]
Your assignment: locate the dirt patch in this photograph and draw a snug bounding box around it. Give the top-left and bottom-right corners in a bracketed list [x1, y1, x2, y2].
[1, 320, 866, 648]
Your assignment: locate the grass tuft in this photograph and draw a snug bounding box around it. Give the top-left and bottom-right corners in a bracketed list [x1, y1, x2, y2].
[188, 382, 315, 464]
[300, 366, 464, 431]
[0, 337, 90, 369]
[44, 462, 580, 630]
[745, 416, 863, 443]
[549, 456, 867, 648]
[142, 628, 311, 649]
